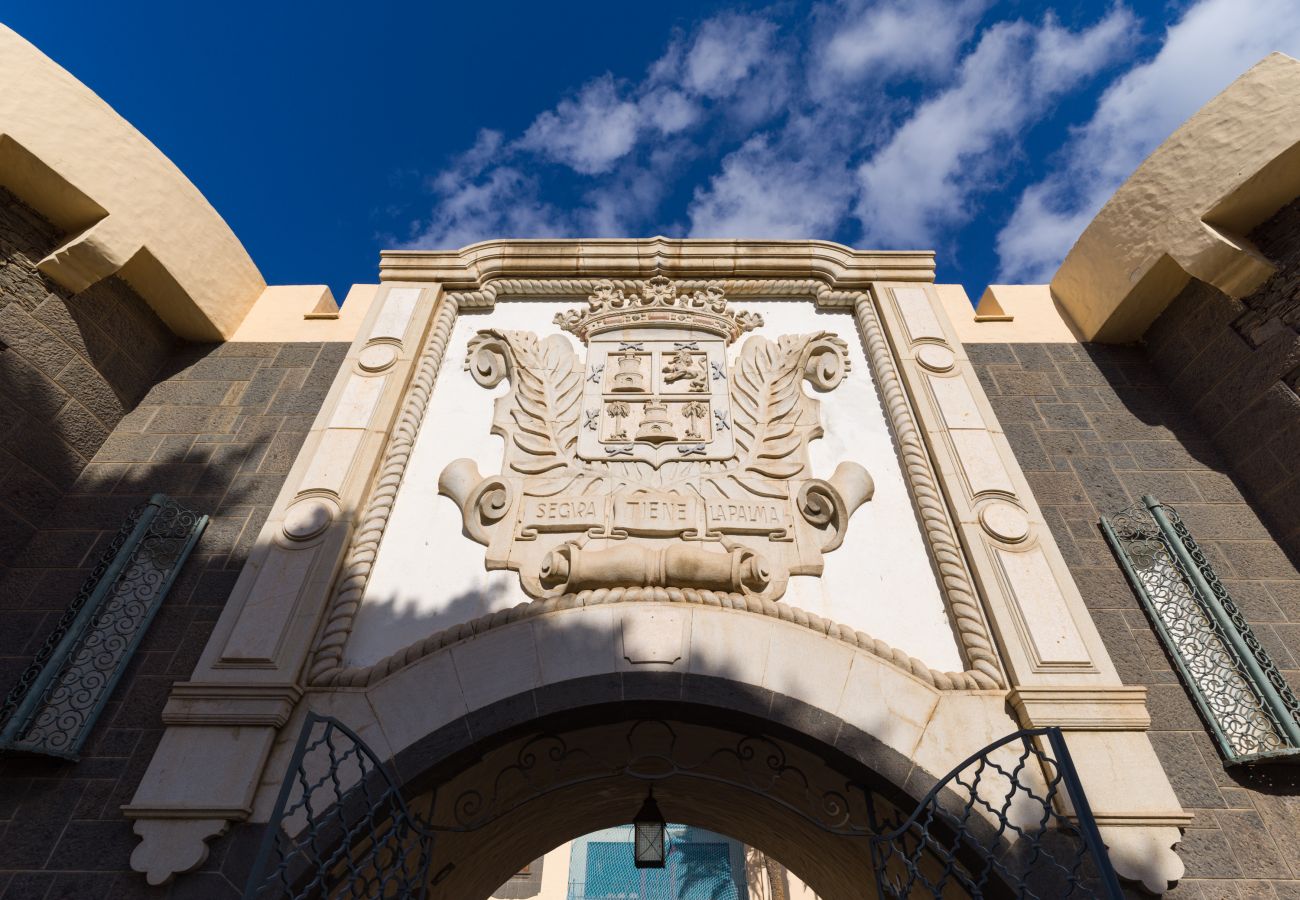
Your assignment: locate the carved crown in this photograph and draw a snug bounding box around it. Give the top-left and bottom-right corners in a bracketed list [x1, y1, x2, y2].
[553, 276, 763, 343]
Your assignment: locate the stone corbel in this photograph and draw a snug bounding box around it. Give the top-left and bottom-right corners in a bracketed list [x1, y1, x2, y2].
[122, 723, 272, 884]
[130, 818, 230, 887]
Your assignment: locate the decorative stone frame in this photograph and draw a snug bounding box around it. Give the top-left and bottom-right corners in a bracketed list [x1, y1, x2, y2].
[124, 240, 1189, 892]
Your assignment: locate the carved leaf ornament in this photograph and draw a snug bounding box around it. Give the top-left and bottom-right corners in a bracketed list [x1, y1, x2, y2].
[467, 330, 583, 477]
[440, 278, 873, 603]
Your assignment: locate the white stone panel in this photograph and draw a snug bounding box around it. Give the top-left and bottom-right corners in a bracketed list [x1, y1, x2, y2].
[347, 302, 554, 668]
[751, 303, 961, 672]
[345, 299, 962, 673]
[368, 287, 421, 342]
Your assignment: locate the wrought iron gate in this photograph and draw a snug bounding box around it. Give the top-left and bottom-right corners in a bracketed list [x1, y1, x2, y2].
[867, 727, 1121, 898]
[244, 715, 1122, 899]
[243, 714, 437, 900]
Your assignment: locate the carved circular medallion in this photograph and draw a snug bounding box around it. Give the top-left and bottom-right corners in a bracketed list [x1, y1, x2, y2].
[358, 343, 399, 373]
[915, 344, 956, 373]
[284, 499, 334, 541]
[979, 502, 1030, 544]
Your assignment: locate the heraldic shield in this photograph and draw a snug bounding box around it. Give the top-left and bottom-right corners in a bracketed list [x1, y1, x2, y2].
[438, 277, 875, 603]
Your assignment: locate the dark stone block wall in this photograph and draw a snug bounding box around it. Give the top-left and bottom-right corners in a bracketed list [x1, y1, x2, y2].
[0, 335, 349, 897]
[0, 188, 179, 575]
[968, 341, 1300, 897]
[1146, 197, 1300, 561]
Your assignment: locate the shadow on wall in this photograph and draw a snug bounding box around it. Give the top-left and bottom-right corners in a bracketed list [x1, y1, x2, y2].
[0, 186, 179, 572]
[0, 433, 273, 894]
[1071, 347, 1300, 815]
[346, 579, 514, 671]
[0, 421, 281, 722]
[0, 336, 348, 898]
[1081, 340, 1300, 571]
[344, 568, 869, 720]
[1139, 198, 1300, 566]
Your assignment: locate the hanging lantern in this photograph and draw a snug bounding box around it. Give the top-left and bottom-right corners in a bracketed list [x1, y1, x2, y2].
[633, 786, 666, 869]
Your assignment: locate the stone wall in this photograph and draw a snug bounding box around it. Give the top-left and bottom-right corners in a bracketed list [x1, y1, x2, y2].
[0, 339, 347, 898]
[1145, 197, 1300, 561]
[0, 188, 177, 574]
[968, 341, 1300, 897]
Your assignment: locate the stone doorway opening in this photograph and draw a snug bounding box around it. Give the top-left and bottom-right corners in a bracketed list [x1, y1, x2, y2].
[490, 823, 812, 900]
[242, 698, 1121, 900]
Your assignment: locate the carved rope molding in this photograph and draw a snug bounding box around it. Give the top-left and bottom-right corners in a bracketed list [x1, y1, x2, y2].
[306, 280, 1002, 691]
[851, 293, 1002, 688]
[332, 587, 980, 689]
[307, 294, 461, 682]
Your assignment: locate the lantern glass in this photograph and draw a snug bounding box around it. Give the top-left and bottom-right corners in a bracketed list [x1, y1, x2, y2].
[633, 790, 666, 869]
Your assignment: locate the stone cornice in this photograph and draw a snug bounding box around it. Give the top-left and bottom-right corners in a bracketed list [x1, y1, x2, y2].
[1008, 686, 1152, 730]
[378, 238, 936, 294]
[161, 682, 303, 727]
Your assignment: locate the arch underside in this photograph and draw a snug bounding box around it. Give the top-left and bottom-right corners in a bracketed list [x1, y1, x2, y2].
[267, 670, 1103, 900]
[403, 701, 905, 900]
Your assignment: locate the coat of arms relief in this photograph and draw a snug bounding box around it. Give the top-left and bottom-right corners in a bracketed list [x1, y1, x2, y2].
[439, 277, 874, 602]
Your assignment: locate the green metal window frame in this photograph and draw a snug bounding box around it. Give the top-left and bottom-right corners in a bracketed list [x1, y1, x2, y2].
[0, 494, 207, 760]
[1101, 495, 1300, 765]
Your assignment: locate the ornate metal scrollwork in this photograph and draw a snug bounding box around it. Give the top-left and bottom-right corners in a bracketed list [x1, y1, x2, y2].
[0, 494, 207, 760]
[1102, 496, 1300, 764]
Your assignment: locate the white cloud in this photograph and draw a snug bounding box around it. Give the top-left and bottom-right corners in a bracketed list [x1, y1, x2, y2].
[518, 75, 643, 175]
[582, 160, 680, 236]
[815, 0, 990, 86]
[401, 130, 565, 248]
[687, 131, 853, 238]
[638, 87, 699, 135]
[681, 14, 778, 98]
[853, 9, 1135, 247]
[404, 9, 798, 246]
[508, 11, 783, 180]
[997, 0, 1300, 282]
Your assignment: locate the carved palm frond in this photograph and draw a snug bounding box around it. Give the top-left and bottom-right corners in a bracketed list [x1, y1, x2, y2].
[469, 329, 583, 476]
[731, 334, 817, 479]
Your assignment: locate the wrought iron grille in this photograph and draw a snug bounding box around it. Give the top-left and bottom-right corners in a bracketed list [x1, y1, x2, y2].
[248, 716, 1123, 899]
[0, 493, 206, 760]
[242, 713, 437, 900]
[1101, 495, 1300, 765]
[868, 727, 1122, 899]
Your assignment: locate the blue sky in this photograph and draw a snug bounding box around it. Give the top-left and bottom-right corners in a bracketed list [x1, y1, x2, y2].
[8, 1, 1300, 303]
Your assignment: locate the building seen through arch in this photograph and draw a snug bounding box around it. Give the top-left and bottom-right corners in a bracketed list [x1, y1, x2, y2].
[1, 21, 1300, 899]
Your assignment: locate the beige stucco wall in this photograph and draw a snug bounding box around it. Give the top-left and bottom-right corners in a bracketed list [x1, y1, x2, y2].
[1052, 52, 1300, 342]
[231, 284, 380, 342]
[935, 284, 1082, 344]
[0, 24, 265, 340]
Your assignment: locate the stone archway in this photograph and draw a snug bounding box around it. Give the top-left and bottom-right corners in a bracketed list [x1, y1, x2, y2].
[246, 665, 1121, 900]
